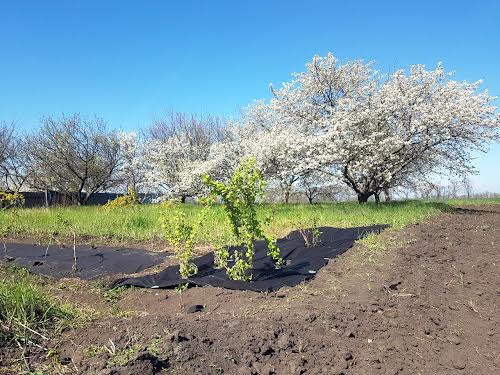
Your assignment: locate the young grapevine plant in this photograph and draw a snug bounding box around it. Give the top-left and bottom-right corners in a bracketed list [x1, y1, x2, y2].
[202, 158, 283, 281]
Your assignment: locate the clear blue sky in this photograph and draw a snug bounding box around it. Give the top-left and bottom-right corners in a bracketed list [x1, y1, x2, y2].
[1, 1, 499, 192]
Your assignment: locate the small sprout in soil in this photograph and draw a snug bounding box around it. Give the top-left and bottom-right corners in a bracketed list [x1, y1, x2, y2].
[297, 217, 323, 248]
[106, 344, 141, 367]
[46, 347, 60, 359]
[175, 283, 189, 294]
[92, 283, 127, 304]
[102, 286, 127, 304]
[147, 336, 164, 358]
[86, 344, 108, 358]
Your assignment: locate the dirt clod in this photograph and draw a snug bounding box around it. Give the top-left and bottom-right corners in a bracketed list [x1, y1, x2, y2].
[186, 304, 205, 313]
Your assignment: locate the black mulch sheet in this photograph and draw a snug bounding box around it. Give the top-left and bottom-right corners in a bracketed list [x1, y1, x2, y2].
[112, 225, 388, 292]
[1, 242, 168, 280]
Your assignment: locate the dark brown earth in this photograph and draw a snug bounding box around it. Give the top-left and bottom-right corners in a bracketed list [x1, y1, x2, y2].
[3, 205, 500, 374]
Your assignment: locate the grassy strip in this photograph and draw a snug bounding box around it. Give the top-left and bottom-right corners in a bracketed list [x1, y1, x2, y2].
[0, 265, 75, 347]
[440, 197, 500, 206]
[0, 199, 497, 246]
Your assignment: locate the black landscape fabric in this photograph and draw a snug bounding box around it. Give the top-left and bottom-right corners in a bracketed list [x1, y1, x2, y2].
[112, 225, 388, 292]
[2, 242, 167, 280]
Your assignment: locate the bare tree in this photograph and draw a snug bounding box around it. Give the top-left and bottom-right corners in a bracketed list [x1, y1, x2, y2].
[298, 172, 342, 204]
[0, 122, 14, 168]
[461, 175, 474, 199]
[0, 122, 14, 190]
[301, 178, 320, 204]
[27, 114, 121, 205]
[147, 111, 227, 145]
[0, 122, 31, 192]
[448, 179, 460, 199]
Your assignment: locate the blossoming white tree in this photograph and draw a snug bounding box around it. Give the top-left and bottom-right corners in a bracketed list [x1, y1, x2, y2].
[238, 103, 317, 203]
[142, 112, 230, 201]
[263, 53, 500, 202]
[117, 131, 148, 194]
[139, 54, 499, 204]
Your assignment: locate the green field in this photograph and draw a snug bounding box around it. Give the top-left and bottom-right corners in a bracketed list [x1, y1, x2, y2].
[2, 198, 497, 246]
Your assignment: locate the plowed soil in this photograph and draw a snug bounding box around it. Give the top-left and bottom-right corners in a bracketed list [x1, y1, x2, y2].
[4, 205, 500, 374]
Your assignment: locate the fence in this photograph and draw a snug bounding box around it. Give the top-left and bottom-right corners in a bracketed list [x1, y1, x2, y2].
[21, 191, 155, 208]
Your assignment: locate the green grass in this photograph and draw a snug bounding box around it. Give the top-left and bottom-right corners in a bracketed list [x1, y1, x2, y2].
[0, 198, 498, 246]
[0, 265, 75, 346]
[441, 197, 500, 206]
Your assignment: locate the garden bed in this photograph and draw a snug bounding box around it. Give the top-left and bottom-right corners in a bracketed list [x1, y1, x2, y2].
[2, 204, 499, 374]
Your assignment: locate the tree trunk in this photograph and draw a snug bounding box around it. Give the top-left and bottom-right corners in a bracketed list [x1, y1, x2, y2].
[307, 195, 313, 204]
[357, 192, 373, 203]
[283, 190, 290, 204]
[77, 192, 85, 206]
[180, 195, 187, 203]
[383, 187, 391, 202]
[374, 192, 380, 203]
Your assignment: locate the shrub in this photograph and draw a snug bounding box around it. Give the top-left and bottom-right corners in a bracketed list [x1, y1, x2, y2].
[102, 188, 139, 210]
[160, 197, 212, 279]
[0, 191, 25, 210]
[202, 158, 283, 281]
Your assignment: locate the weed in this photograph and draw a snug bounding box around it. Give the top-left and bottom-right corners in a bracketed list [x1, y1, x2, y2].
[175, 283, 189, 294]
[91, 282, 120, 302]
[451, 266, 465, 287]
[358, 232, 387, 262]
[147, 336, 163, 358]
[86, 344, 108, 358]
[102, 286, 127, 303]
[106, 344, 140, 367]
[46, 347, 59, 359]
[127, 215, 148, 229]
[0, 266, 75, 346]
[209, 363, 224, 373]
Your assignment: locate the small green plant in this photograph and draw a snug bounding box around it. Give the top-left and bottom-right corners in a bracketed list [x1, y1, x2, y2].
[358, 232, 387, 262]
[103, 187, 140, 210]
[86, 344, 108, 358]
[102, 286, 127, 303]
[147, 336, 164, 358]
[161, 197, 212, 278]
[0, 191, 24, 210]
[174, 283, 189, 294]
[297, 217, 323, 248]
[202, 158, 283, 281]
[106, 344, 140, 367]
